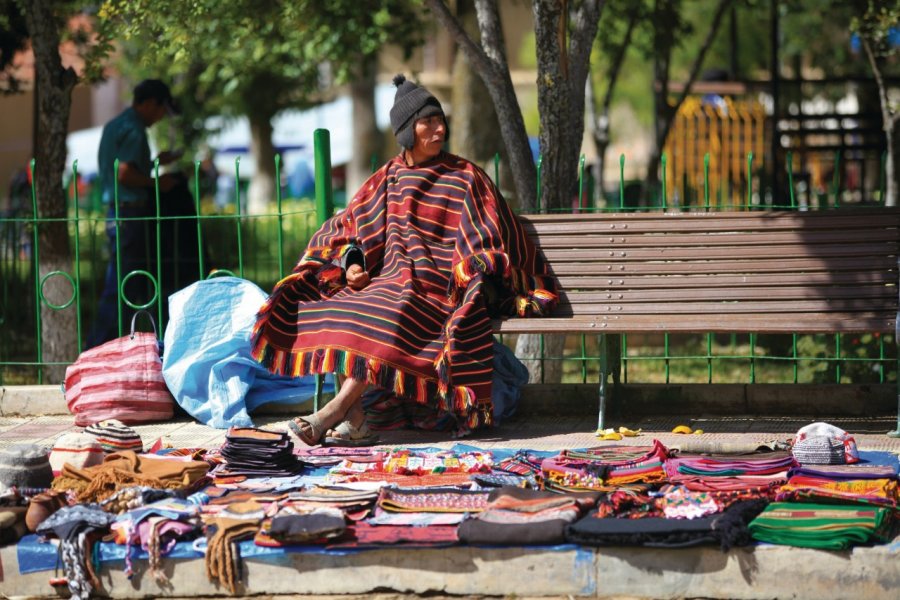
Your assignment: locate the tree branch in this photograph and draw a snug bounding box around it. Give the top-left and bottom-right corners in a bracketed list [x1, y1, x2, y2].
[425, 0, 494, 77]
[671, 0, 733, 114]
[861, 34, 899, 129]
[568, 0, 604, 95]
[601, 7, 638, 115]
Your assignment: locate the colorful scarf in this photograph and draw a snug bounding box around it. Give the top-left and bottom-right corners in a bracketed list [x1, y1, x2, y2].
[251, 152, 557, 430]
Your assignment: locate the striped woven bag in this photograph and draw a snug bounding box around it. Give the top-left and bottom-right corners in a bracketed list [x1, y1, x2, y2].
[64, 311, 175, 426]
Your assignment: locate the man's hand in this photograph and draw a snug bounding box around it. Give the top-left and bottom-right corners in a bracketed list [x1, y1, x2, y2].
[156, 149, 184, 166]
[346, 264, 370, 290]
[156, 173, 178, 193]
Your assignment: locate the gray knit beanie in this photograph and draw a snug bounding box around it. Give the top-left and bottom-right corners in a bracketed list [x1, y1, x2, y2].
[389, 74, 446, 150]
[0, 444, 53, 489]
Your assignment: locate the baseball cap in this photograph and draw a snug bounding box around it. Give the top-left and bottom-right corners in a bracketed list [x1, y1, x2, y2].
[133, 79, 181, 115]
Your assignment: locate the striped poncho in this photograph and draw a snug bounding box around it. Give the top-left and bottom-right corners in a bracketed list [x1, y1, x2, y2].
[251, 152, 557, 430]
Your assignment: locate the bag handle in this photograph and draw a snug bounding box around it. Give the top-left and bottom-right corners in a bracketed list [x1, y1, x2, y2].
[130, 310, 158, 340]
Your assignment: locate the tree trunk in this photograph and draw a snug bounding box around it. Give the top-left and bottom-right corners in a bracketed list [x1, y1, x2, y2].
[426, 0, 538, 212]
[533, 0, 602, 213]
[527, 0, 601, 380]
[862, 37, 899, 207]
[23, 0, 78, 383]
[450, 0, 512, 198]
[247, 112, 276, 215]
[347, 58, 380, 195]
[886, 120, 899, 207]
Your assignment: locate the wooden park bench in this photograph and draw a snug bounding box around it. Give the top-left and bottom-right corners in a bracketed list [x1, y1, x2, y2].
[496, 207, 900, 434]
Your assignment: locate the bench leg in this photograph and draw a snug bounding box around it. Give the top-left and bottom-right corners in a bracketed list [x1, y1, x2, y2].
[314, 373, 323, 413]
[598, 333, 608, 430]
[889, 353, 900, 438]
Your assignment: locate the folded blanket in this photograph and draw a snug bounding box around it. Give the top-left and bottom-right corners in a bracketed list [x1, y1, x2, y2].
[749, 502, 897, 550]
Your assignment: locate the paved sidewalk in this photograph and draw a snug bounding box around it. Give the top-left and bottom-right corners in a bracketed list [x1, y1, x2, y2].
[1, 398, 899, 599]
[2, 411, 899, 453]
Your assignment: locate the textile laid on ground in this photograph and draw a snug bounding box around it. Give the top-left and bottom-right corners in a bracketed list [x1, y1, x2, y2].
[255, 506, 346, 546]
[787, 449, 900, 480]
[215, 427, 303, 478]
[52, 451, 210, 503]
[775, 476, 899, 508]
[327, 522, 459, 549]
[109, 497, 200, 583]
[36, 504, 116, 600]
[251, 152, 557, 431]
[202, 500, 265, 594]
[376, 487, 489, 513]
[15, 426, 900, 593]
[566, 499, 768, 550]
[748, 502, 897, 550]
[542, 442, 669, 492]
[664, 451, 795, 478]
[459, 486, 599, 546]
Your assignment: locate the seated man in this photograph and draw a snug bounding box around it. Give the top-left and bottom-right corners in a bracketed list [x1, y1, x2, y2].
[251, 74, 557, 445]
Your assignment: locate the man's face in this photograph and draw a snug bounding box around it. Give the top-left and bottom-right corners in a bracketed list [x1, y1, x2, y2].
[412, 114, 446, 159]
[147, 99, 168, 126]
[137, 98, 168, 127]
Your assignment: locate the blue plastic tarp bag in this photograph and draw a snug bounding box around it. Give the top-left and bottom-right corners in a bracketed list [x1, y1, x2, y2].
[162, 276, 329, 428]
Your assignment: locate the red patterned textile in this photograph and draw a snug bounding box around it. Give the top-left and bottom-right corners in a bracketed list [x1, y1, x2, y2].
[251, 152, 557, 430]
[327, 522, 459, 548]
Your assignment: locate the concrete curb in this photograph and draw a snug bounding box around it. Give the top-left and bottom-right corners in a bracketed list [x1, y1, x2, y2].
[1, 541, 897, 599]
[0, 385, 66, 417]
[2, 383, 896, 419]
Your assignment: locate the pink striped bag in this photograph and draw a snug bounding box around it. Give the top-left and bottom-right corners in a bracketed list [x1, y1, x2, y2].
[65, 312, 175, 426]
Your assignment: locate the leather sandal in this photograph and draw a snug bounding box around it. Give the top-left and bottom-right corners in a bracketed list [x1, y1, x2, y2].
[288, 414, 326, 446]
[324, 420, 380, 447]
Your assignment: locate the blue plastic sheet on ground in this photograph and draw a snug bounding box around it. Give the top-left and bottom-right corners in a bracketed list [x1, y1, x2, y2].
[161, 276, 332, 429]
[17, 534, 399, 574]
[857, 450, 900, 474]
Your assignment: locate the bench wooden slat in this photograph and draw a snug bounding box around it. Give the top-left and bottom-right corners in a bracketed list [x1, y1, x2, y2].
[495, 314, 896, 334]
[533, 228, 900, 248]
[555, 271, 896, 289]
[552, 298, 892, 314]
[560, 286, 897, 303]
[519, 209, 900, 233]
[541, 242, 896, 262]
[548, 256, 897, 275]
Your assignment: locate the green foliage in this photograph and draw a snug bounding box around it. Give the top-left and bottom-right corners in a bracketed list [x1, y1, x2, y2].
[797, 333, 897, 384]
[0, 1, 29, 91]
[848, 0, 900, 58]
[99, 0, 427, 156]
[1, 1, 113, 92]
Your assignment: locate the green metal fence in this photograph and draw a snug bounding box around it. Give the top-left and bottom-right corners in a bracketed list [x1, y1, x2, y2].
[0, 131, 895, 399]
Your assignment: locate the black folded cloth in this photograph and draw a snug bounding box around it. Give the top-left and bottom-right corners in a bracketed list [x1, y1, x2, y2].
[218, 427, 304, 477]
[565, 499, 768, 550]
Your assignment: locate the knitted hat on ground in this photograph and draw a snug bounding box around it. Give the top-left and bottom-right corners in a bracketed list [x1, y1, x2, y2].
[50, 432, 105, 475]
[84, 419, 144, 453]
[389, 74, 445, 150]
[0, 444, 53, 489]
[791, 421, 859, 465]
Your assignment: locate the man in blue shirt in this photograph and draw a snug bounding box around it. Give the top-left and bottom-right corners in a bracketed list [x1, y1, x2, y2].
[86, 79, 182, 348]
